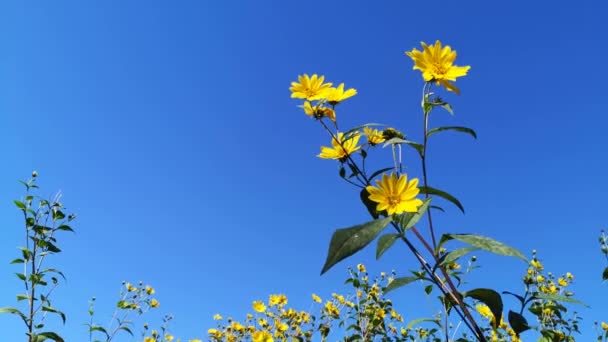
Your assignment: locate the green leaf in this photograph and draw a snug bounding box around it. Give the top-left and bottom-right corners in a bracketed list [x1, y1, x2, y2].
[446, 234, 528, 262]
[403, 140, 423, 156]
[376, 233, 400, 260]
[16, 294, 28, 302]
[36, 332, 65, 342]
[430, 205, 445, 212]
[419, 186, 465, 213]
[427, 126, 477, 139]
[382, 137, 407, 146]
[424, 285, 433, 295]
[508, 310, 530, 335]
[534, 293, 588, 307]
[14, 200, 26, 210]
[42, 306, 66, 324]
[440, 247, 479, 266]
[10, 258, 24, 264]
[320, 217, 393, 275]
[406, 317, 441, 329]
[0, 307, 28, 325]
[464, 288, 503, 328]
[56, 225, 73, 232]
[119, 326, 134, 336]
[15, 273, 26, 281]
[603, 266, 608, 281]
[399, 198, 432, 231]
[385, 276, 420, 294]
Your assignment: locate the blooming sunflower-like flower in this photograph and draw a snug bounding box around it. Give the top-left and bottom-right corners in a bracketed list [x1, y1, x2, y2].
[303, 101, 336, 122]
[363, 127, 385, 146]
[365, 173, 422, 215]
[318, 132, 361, 162]
[252, 300, 266, 313]
[290, 74, 333, 100]
[252, 330, 274, 342]
[405, 40, 470, 94]
[325, 83, 357, 105]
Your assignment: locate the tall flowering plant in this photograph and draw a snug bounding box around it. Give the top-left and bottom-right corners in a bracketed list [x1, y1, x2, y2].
[289, 41, 587, 342]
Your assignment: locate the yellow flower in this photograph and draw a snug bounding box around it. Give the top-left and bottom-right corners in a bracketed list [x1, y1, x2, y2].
[303, 101, 336, 122]
[269, 294, 288, 307]
[536, 275, 545, 283]
[165, 334, 175, 341]
[318, 132, 361, 162]
[207, 329, 222, 338]
[213, 314, 223, 320]
[290, 74, 332, 100]
[357, 263, 366, 273]
[601, 322, 608, 331]
[276, 322, 289, 331]
[126, 283, 136, 292]
[405, 40, 470, 94]
[325, 83, 357, 105]
[252, 300, 267, 313]
[145, 285, 155, 295]
[366, 173, 423, 215]
[566, 272, 574, 281]
[311, 294, 322, 303]
[363, 127, 385, 146]
[150, 299, 159, 308]
[190, 340, 203, 342]
[252, 330, 274, 342]
[558, 277, 568, 287]
[324, 301, 340, 316]
[476, 304, 494, 320]
[144, 337, 156, 342]
[531, 259, 544, 270]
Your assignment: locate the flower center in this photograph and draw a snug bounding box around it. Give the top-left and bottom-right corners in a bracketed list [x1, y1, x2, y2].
[431, 63, 448, 77]
[387, 194, 401, 207]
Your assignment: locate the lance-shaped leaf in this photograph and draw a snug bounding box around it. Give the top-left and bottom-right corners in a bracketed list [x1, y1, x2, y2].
[603, 266, 608, 281]
[419, 186, 465, 213]
[42, 306, 66, 324]
[427, 126, 477, 139]
[385, 276, 420, 294]
[534, 293, 588, 307]
[440, 247, 479, 266]
[321, 217, 393, 275]
[399, 198, 432, 231]
[360, 188, 380, 219]
[508, 310, 530, 335]
[446, 234, 528, 262]
[464, 288, 503, 328]
[376, 233, 400, 260]
[36, 332, 65, 342]
[406, 317, 441, 329]
[0, 307, 28, 325]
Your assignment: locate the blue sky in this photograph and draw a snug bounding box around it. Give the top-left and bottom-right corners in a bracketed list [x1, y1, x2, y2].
[1, 1, 607, 340]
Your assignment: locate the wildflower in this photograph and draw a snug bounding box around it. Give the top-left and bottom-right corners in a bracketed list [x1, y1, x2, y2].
[144, 337, 156, 342]
[366, 173, 423, 215]
[357, 263, 366, 273]
[476, 304, 493, 320]
[253, 300, 267, 313]
[324, 301, 340, 316]
[325, 83, 357, 105]
[126, 283, 136, 292]
[382, 127, 404, 140]
[290, 74, 332, 101]
[276, 321, 289, 332]
[190, 340, 203, 342]
[536, 275, 545, 283]
[303, 101, 336, 122]
[269, 294, 288, 307]
[318, 132, 361, 162]
[165, 334, 175, 341]
[566, 272, 574, 281]
[252, 330, 274, 342]
[602, 322, 608, 331]
[405, 40, 470, 94]
[208, 329, 222, 338]
[531, 259, 544, 270]
[312, 294, 322, 303]
[213, 314, 223, 320]
[145, 285, 155, 295]
[150, 299, 159, 308]
[558, 277, 568, 287]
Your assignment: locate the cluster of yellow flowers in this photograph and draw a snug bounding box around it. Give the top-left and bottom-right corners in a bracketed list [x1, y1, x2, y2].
[205, 265, 420, 341]
[119, 281, 160, 311]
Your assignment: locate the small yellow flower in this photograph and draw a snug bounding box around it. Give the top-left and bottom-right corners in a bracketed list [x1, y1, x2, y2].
[150, 299, 159, 308]
[558, 277, 568, 287]
[126, 283, 136, 292]
[213, 314, 223, 320]
[252, 330, 274, 342]
[207, 329, 222, 338]
[405, 40, 470, 94]
[303, 101, 336, 122]
[290, 74, 333, 101]
[601, 321, 608, 331]
[325, 83, 357, 105]
[531, 259, 544, 270]
[311, 294, 322, 303]
[366, 173, 423, 215]
[476, 304, 494, 320]
[252, 300, 267, 313]
[269, 294, 288, 307]
[357, 263, 366, 273]
[276, 322, 289, 332]
[363, 127, 386, 146]
[145, 285, 155, 295]
[165, 334, 175, 341]
[318, 132, 361, 162]
[189, 340, 203, 342]
[144, 337, 156, 342]
[536, 275, 545, 283]
[566, 272, 574, 281]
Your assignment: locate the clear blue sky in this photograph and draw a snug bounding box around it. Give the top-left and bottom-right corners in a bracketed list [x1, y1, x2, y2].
[1, 1, 607, 340]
